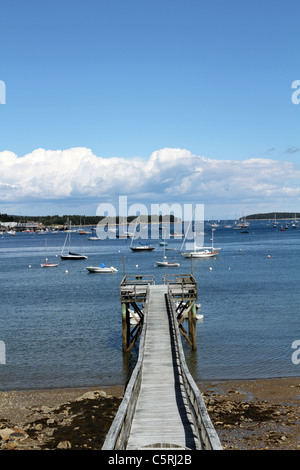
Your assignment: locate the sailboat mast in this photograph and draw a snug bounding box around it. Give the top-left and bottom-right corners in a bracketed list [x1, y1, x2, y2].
[130, 217, 138, 248]
[180, 208, 194, 252]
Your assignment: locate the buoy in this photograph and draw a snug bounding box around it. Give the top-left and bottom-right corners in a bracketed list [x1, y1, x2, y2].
[267, 255, 271, 258]
[136, 264, 138, 268]
[65, 270, 68, 274]
[28, 265, 31, 268]
[209, 267, 213, 271]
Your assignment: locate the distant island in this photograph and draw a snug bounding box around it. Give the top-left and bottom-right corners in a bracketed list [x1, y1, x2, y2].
[0, 213, 179, 231]
[245, 212, 299, 220]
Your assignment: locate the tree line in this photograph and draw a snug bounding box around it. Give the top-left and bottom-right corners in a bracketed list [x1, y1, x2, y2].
[0, 213, 178, 226]
[245, 212, 299, 220]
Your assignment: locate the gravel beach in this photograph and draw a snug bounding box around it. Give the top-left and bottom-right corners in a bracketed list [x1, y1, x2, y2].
[0, 377, 299, 450]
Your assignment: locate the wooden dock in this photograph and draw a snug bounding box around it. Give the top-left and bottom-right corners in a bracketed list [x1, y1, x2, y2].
[126, 284, 197, 449]
[120, 274, 198, 352]
[103, 275, 222, 450]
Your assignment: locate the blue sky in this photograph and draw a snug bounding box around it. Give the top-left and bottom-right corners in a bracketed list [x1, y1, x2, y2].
[0, 0, 300, 218]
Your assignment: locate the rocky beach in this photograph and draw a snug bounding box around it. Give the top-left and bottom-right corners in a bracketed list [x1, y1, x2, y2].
[0, 377, 299, 451]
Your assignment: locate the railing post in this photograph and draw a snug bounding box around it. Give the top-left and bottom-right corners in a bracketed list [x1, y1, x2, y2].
[122, 302, 128, 351]
[189, 302, 197, 351]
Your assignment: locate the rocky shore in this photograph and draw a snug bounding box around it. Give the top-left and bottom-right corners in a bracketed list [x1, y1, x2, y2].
[200, 377, 300, 450]
[0, 377, 299, 450]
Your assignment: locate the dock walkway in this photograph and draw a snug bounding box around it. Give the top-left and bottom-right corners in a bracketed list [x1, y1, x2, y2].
[126, 285, 196, 449]
[102, 275, 222, 450]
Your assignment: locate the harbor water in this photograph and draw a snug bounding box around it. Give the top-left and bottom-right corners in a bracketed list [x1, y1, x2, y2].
[0, 221, 299, 391]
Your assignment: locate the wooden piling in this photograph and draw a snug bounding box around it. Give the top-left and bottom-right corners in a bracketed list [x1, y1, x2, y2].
[121, 303, 128, 352]
[121, 273, 198, 352]
[189, 301, 197, 350]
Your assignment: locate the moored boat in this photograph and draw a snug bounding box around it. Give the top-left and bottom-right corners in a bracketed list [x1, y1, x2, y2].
[86, 263, 118, 273]
[61, 229, 87, 260]
[41, 259, 59, 268]
[130, 244, 155, 252]
[181, 228, 220, 258]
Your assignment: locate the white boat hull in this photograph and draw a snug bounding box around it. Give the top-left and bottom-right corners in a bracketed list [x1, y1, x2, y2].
[61, 252, 87, 260]
[181, 250, 219, 258]
[86, 266, 118, 273]
[41, 263, 59, 268]
[156, 261, 180, 267]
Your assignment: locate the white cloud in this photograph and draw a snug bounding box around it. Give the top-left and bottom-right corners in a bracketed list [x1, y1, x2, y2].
[0, 147, 299, 215]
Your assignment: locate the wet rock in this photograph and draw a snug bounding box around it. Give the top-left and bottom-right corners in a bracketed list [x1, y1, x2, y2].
[75, 390, 107, 401]
[57, 440, 71, 449]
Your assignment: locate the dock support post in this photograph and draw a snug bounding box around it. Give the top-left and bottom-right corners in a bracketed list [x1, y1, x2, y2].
[122, 303, 128, 352]
[188, 302, 197, 351]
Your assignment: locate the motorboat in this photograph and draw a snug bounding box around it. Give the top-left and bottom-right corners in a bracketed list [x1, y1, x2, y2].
[86, 263, 118, 273]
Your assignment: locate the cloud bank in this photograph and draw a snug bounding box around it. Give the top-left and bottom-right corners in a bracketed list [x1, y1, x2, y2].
[0, 147, 299, 214]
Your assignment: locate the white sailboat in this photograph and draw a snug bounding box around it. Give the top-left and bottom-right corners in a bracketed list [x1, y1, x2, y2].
[41, 240, 59, 267]
[41, 258, 59, 268]
[156, 240, 180, 267]
[181, 227, 220, 258]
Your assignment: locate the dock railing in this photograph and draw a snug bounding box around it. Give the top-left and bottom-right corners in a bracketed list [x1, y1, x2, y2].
[165, 288, 223, 450]
[102, 286, 150, 450]
[162, 273, 198, 301]
[120, 274, 155, 303]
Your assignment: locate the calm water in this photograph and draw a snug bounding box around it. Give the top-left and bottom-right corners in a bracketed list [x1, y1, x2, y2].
[0, 221, 299, 391]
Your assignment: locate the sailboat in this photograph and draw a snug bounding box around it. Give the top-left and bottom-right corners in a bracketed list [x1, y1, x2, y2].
[41, 240, 59, 267]
[61, 229, 87, 260]
[158, 227, 168, 246]
[130, 242, 155, 252]
[130, 217, 155, 252]
[41, 258, 59, 268]
[233, 217, 250, 230]
[273, 214, 278, 228]
[156, 240, 180, 267]
[181, 227, 220, 258]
